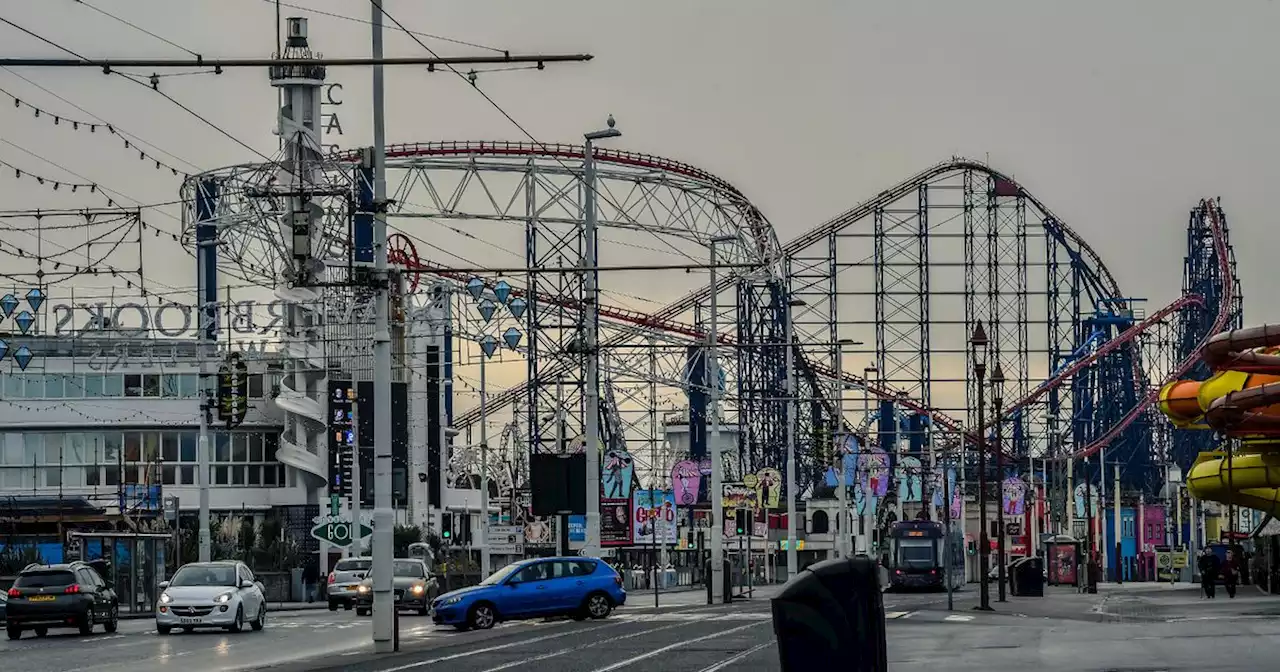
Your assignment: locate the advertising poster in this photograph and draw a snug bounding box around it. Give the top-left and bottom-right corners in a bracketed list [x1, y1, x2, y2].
[753, 468, 783, 510]
[633, 490, 678, 545]
[601, 449, 635, 500]
[896, 456, 923, 503]
[721, 483, 758, 511]
[1002, 477, 1026, 516]
[600, 497, 632, 546]
[1073, 483, 1100, 518]
[861, 446, 891, 497]
[671, 460, 701, 505]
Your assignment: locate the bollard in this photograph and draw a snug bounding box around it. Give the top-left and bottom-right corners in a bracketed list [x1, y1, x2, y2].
[771, 556, 886, 672]
[393, 605, 400, 652]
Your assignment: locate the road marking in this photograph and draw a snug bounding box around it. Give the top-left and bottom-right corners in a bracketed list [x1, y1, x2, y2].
[697, 641, 777, 672]
[590, 621, 769, 672]
[377, 621, 628, 672]
[885, 611, 914, 619]
[944, 615, 974, 622]
[479, 621, 691, 672]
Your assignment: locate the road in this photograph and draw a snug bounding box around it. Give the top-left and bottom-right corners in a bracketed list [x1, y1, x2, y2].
[0, 589, 954, 672]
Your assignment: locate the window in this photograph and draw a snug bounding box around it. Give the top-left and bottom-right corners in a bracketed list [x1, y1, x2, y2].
[103, 374, 124, 397]
[103, 432, 122, 463]
[162, 374, 180, 398]
[179, 466, 194, 485]
[86, 465, 101, 486]
[248, 374, 264, 399]
[84, 374, 104, 397]
[232, 434, 248, 462]
[142, 374, 161, 397]
[22, 374, 42, 398]
[162, 465, 176, 485]
[124, 374, 143, 397]
[162, 434, 178, 463]
[124, 433, 141, 462]
[249, 434, 264, 462]
[43, 374, 65, 399]
[178, 374, 199, 398]
[64, 375, 86, 398]
[4, 373, 21, 399]
[65, 433, 86, 464]
[265, 433, 278, 462]
[44, 468, 61, 487]
[215, 434, 230, 463]
[43, 434, 63, 464]
[180, 433, 197, 462]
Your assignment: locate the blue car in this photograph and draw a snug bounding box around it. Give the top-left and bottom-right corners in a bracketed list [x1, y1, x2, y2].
[431, 557, 625, 630]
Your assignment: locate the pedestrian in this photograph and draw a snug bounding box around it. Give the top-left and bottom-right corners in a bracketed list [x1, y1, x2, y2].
[1198, 548, 1219, 599]
[1223, 549, 1239, 599]
[302, 557, 319, 603]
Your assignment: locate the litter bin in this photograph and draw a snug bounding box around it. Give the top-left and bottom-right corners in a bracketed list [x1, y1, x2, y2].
[1012, 557, 1044, 597]
[704, 560, 732, 604]
[771, 556, 887, 672]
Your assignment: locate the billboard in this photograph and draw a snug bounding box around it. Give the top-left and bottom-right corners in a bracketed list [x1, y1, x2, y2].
[601, 448, 635, 500]
[601, 498, 632, 546]
[633, 490, 677, 545]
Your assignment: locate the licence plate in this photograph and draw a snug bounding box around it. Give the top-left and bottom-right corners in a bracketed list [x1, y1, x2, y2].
[179, 617, 202, 625]
[345, 586, 358, 591]
[29, 595, 55, 602]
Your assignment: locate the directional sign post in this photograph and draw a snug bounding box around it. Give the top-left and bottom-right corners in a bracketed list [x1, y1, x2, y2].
[311, 515, 373, 548]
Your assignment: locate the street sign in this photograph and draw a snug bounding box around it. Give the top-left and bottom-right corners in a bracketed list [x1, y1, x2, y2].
[310, 515, 373, 548]
[487, 525, 524, 554]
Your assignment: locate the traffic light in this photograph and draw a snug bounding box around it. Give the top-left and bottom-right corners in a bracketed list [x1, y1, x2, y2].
[735, 508, 750, 536]
[441, 514, 453, 543]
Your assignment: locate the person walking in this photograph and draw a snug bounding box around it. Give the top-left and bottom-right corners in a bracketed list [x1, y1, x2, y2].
[1223, 549, 1239, 598]
[1198, 548, 1219, 599]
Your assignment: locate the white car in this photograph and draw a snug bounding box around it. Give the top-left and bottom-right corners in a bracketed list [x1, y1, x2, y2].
[156, 561, 266, 634]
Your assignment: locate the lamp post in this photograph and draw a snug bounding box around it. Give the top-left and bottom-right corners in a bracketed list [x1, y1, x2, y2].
[785, 297, 807, 579]
[582, 116, 621, 561]
[970, 321, 992, 611]
[990, 362, 1007, 603]
[833, 338, 860, 559]
[860, 364, 878, 555]
[708, 233, 735, 603]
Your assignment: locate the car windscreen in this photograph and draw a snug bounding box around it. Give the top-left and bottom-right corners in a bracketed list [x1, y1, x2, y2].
[169, 565, 238, 587]
[15, 570, 77, 588]
[479, 562, 522, 586]
[897, 539, 936, 568]
[335, 559, 372, 572]
[393, 561, 424, 577]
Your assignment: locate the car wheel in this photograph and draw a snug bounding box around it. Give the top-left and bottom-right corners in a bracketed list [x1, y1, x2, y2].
[157, 625, 172, 635]
[585, 592, 613, 620]
[344, 603, 353, 611]
[6, 625, 21, 640]
[468, 602, 496, 630]
[225, 605, 243, 633]
[34, 626, 48, 638]
[104, 605, 119, 633]
[79, 608, 95, 635]
[328, 601, 339, 612]
[251, 604, 266, 631]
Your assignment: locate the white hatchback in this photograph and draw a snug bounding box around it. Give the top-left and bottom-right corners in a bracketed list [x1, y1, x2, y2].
[156, 561, 266, 634]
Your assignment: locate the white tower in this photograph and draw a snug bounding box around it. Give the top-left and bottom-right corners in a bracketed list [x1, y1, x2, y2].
[269, 18, 330, 515]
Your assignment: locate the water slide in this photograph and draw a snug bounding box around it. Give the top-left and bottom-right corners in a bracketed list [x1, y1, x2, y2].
[1158, 325, 1280, 517]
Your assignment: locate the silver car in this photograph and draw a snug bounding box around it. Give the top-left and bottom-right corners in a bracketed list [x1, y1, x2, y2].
[157, 561, 266, 634]
[328, 557, 372, 611]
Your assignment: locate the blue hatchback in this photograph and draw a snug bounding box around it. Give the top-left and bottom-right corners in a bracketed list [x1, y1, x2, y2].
[431, 557, 626, 630]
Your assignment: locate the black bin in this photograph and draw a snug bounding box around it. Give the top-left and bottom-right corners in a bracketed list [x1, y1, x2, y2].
[771, 556, 886, 672]
[1011, 557, 1044, 597]
[704, 560, 732, 604]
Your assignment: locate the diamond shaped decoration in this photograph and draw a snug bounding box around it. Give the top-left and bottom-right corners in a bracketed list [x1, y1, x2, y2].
[24, 287, 44, 313]
[13, 345, 32, 371]
[508, 296, 527, 320]
[0, 294, 17, 318]
[0, 338, 7, 361]
[466, 277, 485, 301]
[502, 327, 523, 351]
[476, 299, 497, 323]
[477, 334, 499, 358]
[493, 280, 512, 305]
[14, 310, 34, 335]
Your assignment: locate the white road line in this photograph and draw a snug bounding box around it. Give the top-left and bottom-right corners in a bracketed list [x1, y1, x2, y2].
[479, 621, 691, 672]
[590, 621, 769, 672]
[885, 611, 913, 619]
[943, 615, 974, 622]
[696, 640, 777, 672]
[377, 621, 628, 672]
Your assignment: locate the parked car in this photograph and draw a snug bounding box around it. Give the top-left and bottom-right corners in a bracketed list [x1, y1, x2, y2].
[156, 561, 266, 634]
[431, 557, 625, 631]
[1, 591, 8, 624]
[354, 559, 438, 616]
[5, 561, 119, 640]
[327, 556, 372, 611]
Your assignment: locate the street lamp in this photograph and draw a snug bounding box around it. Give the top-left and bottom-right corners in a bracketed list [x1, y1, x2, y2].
[582, 115, 621, 561]
[861, 364, 878, 556]
[990, 362, 1007, 603]
[784, 296, 807, 579]
[708, 233, 734, 604]
[832, 337, 860, 559]
[970, 321, 992, 611]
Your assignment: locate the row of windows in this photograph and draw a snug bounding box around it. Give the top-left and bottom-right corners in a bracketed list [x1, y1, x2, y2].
[0, 463, 288, 489]
[0, 431, 281, 467]
[0, 372, 273, 400]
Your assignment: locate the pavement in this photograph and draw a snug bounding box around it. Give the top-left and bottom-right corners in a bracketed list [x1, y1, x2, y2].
[3, 581, 1278, 671]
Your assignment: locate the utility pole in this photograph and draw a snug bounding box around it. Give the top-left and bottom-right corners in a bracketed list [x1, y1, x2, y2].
[479, 343, 491, 577]
[708, 235, 733, 603]
[1114, 463, 1122, 584]
[970, 321, 991, 611]
[991, 363, 1006, 603]
[194, 180, 218, 564]
[582, 118, 620, 561]
[785, 296, 806, 578]
[369, 1, 395, 652]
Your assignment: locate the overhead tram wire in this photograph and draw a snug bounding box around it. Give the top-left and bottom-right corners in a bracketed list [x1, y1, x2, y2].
[258, 0, 508, 54]
[70, 0, 203, 59]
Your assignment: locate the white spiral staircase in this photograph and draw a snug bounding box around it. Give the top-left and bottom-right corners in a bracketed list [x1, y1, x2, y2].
[273, 284, 328, 486]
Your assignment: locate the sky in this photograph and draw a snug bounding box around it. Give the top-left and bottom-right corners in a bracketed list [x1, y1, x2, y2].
[0, 0, 1277, 408]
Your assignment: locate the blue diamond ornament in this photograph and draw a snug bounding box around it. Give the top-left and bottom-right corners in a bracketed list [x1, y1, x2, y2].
[502, 327, 523, 350]
[0, 294, 16, 318]
[493, 280, 512, 305]
[508, 296, 527, 320]
[476, 299, 497, 323]
[478, 334, 499, 358]
[13, 345, 32, 371]
[0, 338, 7, 361]
[466, 277, 485, 301]
[14, 310, 34, 335]
[25, 287, 44, 312]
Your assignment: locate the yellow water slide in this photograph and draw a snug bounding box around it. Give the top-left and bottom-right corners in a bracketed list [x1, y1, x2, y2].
[1158, 326, 1280, 518]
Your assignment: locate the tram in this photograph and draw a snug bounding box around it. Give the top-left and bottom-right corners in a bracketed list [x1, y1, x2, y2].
[883, 520, 964, 591]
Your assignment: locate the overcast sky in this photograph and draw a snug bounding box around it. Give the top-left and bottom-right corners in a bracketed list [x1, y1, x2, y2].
[1, 0, 1276, 354]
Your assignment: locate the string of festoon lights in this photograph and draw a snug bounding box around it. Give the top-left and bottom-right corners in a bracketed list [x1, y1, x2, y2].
[2, 85, 190, 177]
[0, 398, 194, 426]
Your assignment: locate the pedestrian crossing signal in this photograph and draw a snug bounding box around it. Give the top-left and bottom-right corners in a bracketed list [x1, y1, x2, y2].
[735, 508, 750, 535]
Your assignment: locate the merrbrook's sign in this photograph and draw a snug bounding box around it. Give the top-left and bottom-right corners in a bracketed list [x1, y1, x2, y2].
[44, 298, 379, 338]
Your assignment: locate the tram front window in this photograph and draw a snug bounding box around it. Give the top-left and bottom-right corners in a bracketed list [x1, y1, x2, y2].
[897, 540, 936, 569]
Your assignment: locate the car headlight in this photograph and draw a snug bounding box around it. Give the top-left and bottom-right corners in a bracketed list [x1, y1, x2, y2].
[411, 584, 425, 594]
[357, 585, 370, 594]
[159, 592, 172, 604]
[441, 595, 462, 606]
[213, 592, 234, 604]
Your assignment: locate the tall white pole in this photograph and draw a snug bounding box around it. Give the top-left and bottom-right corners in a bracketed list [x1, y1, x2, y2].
[582, 136, 602, 560]
[1113, 463, 1121, 582]
[479, 351, 491, 576]
[834, 346, 847, 559]
[785, 299, 798, 577]
[350, 400, 362, 556]
[708, 239, 725, 603]
[369, 0, 394, 652]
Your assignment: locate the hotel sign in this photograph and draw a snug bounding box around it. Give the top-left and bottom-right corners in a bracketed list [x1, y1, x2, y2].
[46, 298, 377, 338]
